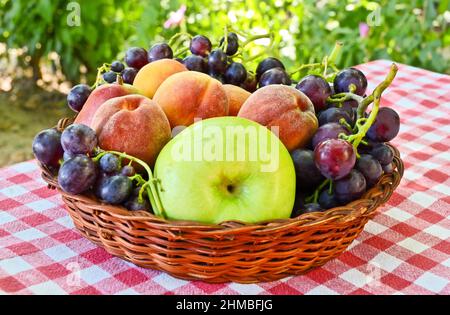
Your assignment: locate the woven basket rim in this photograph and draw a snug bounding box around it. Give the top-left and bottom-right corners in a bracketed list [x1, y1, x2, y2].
[40, 117, 404, 232]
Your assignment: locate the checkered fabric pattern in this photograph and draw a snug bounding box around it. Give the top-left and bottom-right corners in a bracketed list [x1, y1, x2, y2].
[0, 60, 449, 295]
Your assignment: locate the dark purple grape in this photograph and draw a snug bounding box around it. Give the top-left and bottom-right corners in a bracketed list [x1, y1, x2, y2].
[102, 71, 117, 83]
[367, 107, 400, 142]
[207, 49, 227, 74]
[32, 129, 64, 168]
[256, 57, 285, 80]
[300, 203, 324, 214]
[110, 61, 125, 73]
[318, 107, 353, 126]
[219, 32, 239, 56]
[125, 47, 148, 70]
[370, 143, 394, 165]
[63, 151, 74, 161]
[382, 163, 394, 174]
[99, 153, 120, 173]
[318, 190, 340, 209]
[67, 84, 91, 112]
[208, 71, 225, 83]
[225, 62, 247, 85]
[96, 175, 132, 204]
[291, 149, 324, 189]
[58, 155, 97, 194]
[334, 68, 368, 96]
[241, 73, 257, 92]
[61, 124, 97, 155]
[174, 57, 183, 63]
[182, 55, 207, 72]
[334, 169, 367, 203]
[356, 154, 383, 187]
[296, 75, 332, 112]
[121, 67, 138, 84]
[148, 43, 173, 62]
[259, 68, 291, 87]
[341, 101, 357, 125]
[123, 187, 151, 211]
[314, 139, 356, 180]
[312, 123, 351, 148]
[190, 35, 212, 57]
[291, 191, 309, 218]
[121, 165, 136, 177]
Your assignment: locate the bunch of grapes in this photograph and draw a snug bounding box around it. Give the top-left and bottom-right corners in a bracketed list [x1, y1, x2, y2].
[32, 124, 152, 213]
[290, 64, 400, 217]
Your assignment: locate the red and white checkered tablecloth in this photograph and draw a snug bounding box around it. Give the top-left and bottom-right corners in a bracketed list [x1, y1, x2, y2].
[0, 60, 449, 295]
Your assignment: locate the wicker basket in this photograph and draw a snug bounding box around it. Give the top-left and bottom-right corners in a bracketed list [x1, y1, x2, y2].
[39, 117, 403, 283]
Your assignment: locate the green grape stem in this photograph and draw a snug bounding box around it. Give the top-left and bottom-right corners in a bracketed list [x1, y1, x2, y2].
[91, 63, 111, 89]
[305, 178, 331, 204]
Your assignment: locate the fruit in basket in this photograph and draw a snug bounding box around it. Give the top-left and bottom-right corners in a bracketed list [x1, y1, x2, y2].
[334, 169, 367, 203]
[312, 123, 350, 148]
[96, 175, 132, 204]
[153, 71, 229, 127]
[238, 85, 318, 151]
[355, 154, 383, 187]
[258, 68, 291, 87]
[61, 124, 98, 155]
[370, 143, 394, 165]
[295, 75, 332, 112]
[58, 155, 97, 194]
[154, 117, 296, 224]
[148, 43, 173, 62]
[318, 107, 353, 126]
[91, 94, 171, 166]
[125, 47, 148, 70]
[99, 153, 121, 174]
[290, 149, 324, 189]
[32, 129, 64, 168]
[222, 84, 251, 116]
[334, 68, 368, 96]
[256, 57, 285, 80]
[74, 82, 139, 127]
[67, 84, 92, 112]
[190, 35, 212, 57]
[314, 138, 356, 180]
[367, 107, 400, 142]
[132, 59, 187, 98]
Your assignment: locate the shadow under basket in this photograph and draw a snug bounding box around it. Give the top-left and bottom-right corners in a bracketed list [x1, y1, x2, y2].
[39, 118, 404, 283]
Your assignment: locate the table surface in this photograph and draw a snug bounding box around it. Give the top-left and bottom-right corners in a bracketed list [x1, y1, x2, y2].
[0, 60, 449, 295]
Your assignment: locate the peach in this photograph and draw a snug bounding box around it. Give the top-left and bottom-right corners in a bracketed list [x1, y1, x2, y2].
[238, 85, 318, 151]
[153, 71, 228, 128]
[91, 94, 171, 166]
[223, 84, 251, 116]
[132, 59, 187, 98]
[74, 82, 139, 127]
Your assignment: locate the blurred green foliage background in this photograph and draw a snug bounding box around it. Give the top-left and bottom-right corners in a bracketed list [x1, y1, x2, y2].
[0, 0, 449, 85]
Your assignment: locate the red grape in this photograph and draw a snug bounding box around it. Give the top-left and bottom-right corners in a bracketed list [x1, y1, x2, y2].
[334, 169, 367, 203]
[61, 124, 97, 155]
[32, 129, 64, 168]
[58, 155, 97, 194]
[296, 75, 332, 111]
[333, 68, 368, 96]
[312, 123, 351, 148]
[314, 139, 356, 180]
[367, 107, 400, 142]
[125, 47, 148, 70]
[190, 35, 212, 57]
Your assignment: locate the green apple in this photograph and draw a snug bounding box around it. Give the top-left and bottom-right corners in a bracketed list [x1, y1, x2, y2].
[153, 116, 296, 224]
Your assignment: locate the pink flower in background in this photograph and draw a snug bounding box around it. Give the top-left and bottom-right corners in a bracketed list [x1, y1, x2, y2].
[164, 5, 186, 29]
[359, 22, 369, 38]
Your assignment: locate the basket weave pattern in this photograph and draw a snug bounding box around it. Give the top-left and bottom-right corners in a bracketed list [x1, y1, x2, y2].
[39, 118, 403, 283]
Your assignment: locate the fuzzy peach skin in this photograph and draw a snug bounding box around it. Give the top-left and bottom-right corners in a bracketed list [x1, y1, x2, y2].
[91, 94, 171, 166]
[132, 59, 187, 99]
[74, 83, 139, 127]
[223, 84, 251, 116]
[238, 85, 318, 151]
[153, 71, 229, 128]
